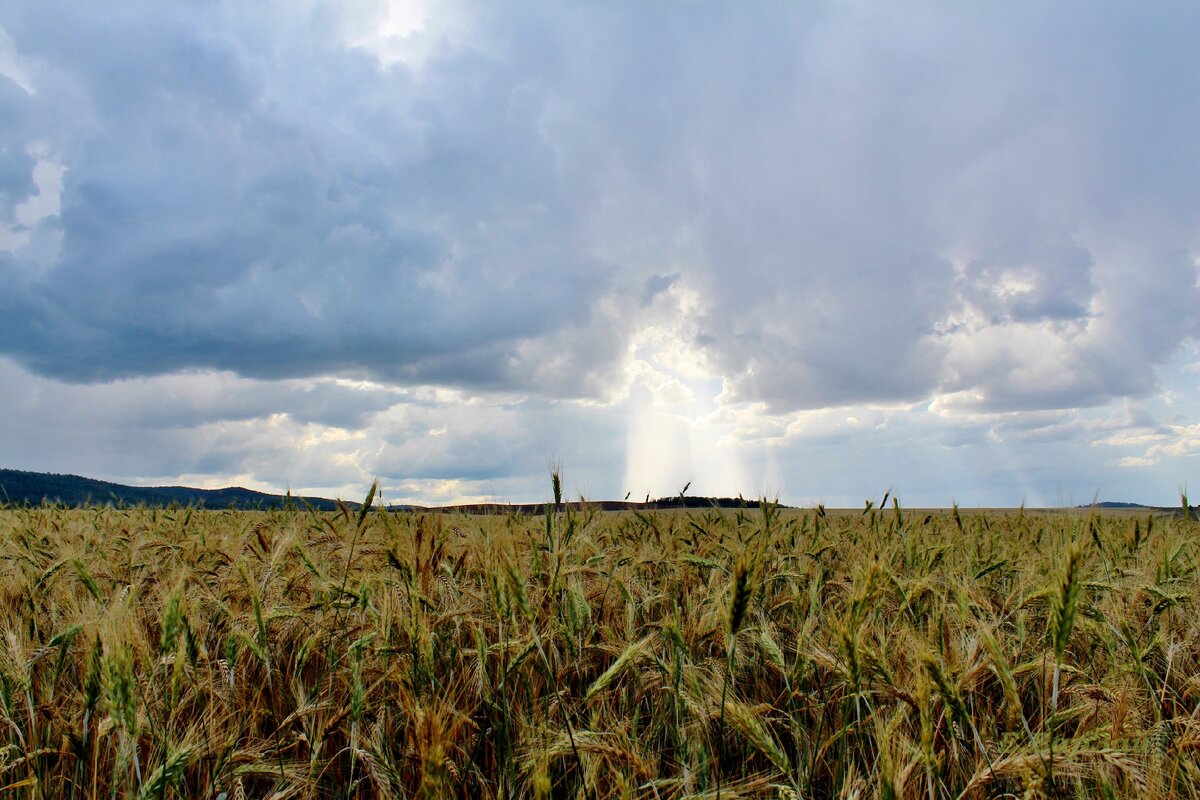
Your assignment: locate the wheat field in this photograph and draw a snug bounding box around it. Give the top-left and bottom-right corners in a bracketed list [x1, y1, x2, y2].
[0, 488, 1197, 798]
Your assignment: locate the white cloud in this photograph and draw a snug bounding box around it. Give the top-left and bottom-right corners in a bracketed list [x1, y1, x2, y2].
[1146, 423, 1200, 459]
[1117, 457, 1157, 468]
[1093, 430, 1171, 448]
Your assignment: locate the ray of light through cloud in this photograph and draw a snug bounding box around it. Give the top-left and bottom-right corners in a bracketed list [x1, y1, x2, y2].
[0, 1, 1196, 506]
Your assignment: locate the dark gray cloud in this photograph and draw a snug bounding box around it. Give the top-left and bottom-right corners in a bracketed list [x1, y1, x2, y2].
[0, 1, 614, 393]
[957, 243, 1096, 325]
[0, 148, 35, 222]
[0, 0, 1197, 418]
[0, 357, 398, 432]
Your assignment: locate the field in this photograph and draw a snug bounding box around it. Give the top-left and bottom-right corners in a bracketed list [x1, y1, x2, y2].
[0, 490, 1198, 799]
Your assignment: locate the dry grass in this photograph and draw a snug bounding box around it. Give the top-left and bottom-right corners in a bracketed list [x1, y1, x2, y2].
[0, 494, 1198, 798]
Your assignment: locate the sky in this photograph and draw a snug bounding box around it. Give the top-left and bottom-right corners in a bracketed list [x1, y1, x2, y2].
[0, 1, 1198, 508]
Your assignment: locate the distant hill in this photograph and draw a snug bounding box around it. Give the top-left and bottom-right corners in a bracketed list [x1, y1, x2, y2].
[1077, 500, 1198, 518]
[0, 468, 347, 510]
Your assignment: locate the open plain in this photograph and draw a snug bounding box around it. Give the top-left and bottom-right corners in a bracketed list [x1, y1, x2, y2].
[1, 494, 1198, 798]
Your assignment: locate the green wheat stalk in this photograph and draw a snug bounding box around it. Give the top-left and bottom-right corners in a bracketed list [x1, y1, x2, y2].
[1047, 541, 1084, 789]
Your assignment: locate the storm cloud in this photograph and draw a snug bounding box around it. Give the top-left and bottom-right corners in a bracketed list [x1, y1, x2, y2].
[0, 1, 1197, 504]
